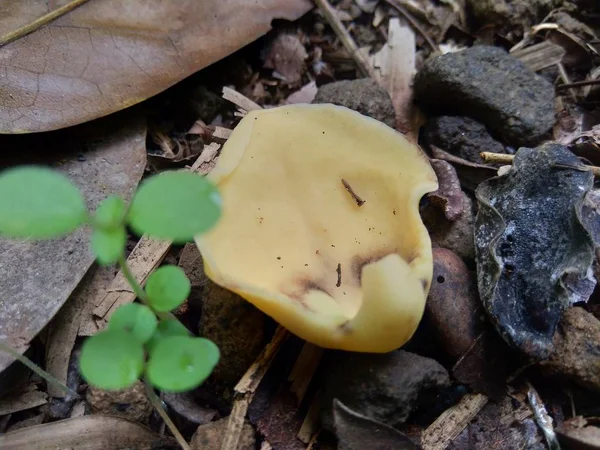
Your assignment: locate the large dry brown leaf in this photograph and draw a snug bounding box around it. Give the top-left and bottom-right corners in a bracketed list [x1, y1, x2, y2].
[0, 414, 178, 449]
[0, 0, 312, 133]
[0, 112, 146, 376]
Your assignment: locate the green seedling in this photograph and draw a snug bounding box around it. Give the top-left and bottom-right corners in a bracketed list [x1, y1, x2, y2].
[0, 166, 222, 395]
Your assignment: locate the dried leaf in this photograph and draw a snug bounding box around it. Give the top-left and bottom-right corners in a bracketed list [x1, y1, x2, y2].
[0, 114, 146, 373]
[0, 0, 312, 133]
[475, 143, 595, 359]
[0, 414, 178, 450]
[556, 416, 600, 449]
[263, 32, 308, 86]
[0, 384, 47, 416]
[333, 399, 419, 450]
[428, 160, 466, 221]
[163, 391, 217, 425]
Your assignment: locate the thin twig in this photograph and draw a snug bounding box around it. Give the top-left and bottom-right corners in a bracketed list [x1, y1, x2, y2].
[222, 87, 262, 112]
[341, 179, 366, 206]
[556, 79, 600, 90]
[144, 379, 191, 450]
[480, 152, 600, 176]
[0, 0, 91, 47]
[0, 341, 78, 399]
[557, 62, 577, 101]
[313, 0, 375, 78]
[383, 0, 439, 53]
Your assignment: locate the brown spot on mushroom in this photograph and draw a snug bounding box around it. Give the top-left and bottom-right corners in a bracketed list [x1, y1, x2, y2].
[336, 263, 342, 287]
[351, 250, 398, 284]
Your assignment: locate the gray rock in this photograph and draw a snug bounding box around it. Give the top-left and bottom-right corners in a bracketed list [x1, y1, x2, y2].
[422, 116, 506, 164]
[414, 45, 555, 146]
[467, 0, 564, 35]
[321, 350, 450, 429]
[313, 78, 396, 128]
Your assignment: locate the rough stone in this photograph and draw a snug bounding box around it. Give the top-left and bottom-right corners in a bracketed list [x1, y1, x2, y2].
[467, 0, 564, 36]
[86, 381, 152, 424]
[541, 307, 600, 392]
[320, 350, 450, 429]
[422, 116, 506, 164]
[312, 78, 396, 128]
[414, 45, 555, 146]
[199, 277, 267, 386]
[191, 418, 255, 450]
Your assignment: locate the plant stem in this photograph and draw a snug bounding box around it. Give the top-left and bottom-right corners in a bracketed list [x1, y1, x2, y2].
[144, 379, 191, 450]
[118, 255, 150, 303]
[0, 340, 78, 399]
[117, 255, 176, 322]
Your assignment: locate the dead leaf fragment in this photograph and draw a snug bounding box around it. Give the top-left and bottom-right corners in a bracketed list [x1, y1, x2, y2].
[263, 32, 308, 86]
[0, 114, 146, 374]
[0, 383, 47, 416]
[0, 414, 178, 450]
[428, 160, 466, 221]
[0, 0, 312, 133]
[556, 416, 600, 450]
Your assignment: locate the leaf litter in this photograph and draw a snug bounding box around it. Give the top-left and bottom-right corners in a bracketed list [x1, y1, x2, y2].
[2, 1, 600, 449]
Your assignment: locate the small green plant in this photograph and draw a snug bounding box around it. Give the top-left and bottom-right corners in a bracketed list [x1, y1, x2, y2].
[0, 166, 222, 393]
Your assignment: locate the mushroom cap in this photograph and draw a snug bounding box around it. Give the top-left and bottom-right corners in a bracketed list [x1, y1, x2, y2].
[195, 104, 438, 352]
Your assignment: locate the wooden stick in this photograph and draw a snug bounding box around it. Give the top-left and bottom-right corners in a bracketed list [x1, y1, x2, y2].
[220, 327, 290, 450]
[0, 0, 91, 47]
[313, 0, 375, 78]
[480, 152, 600, 176]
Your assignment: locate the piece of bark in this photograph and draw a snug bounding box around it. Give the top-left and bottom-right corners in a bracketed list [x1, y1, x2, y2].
[0, 384, 47, 416]
[428, 160, 466, 221]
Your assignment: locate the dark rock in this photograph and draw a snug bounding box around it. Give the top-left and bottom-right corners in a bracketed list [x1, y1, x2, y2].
[86, 381, 152, 424]
[541, 307, 600, 392]
[333, 400, 419, 450]
[421, 195, 476, 262]
[312, 78, 396, 128]
[199, 276, 267, 386]
[475, 143, 595, 359]
[414, 45, 555, 146]
[191, 417, 255, 450]
[320, 350, 450, 430]
[467, 0, 564, 38]
[422, 116, 506, 164]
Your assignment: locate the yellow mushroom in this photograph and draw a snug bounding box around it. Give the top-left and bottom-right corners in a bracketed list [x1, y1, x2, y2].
[195, 104, 438, 353]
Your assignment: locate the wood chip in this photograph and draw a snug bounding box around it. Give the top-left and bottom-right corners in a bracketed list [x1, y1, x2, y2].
[221, 327, 289, 450]
[421, 393, 489, 450]
[222, 87, 262, 112]
[511, 41, 565, 72]
[189, 143, 221, 175]
[370, 18, 417, 136]
[0, 384, 47, 416]
[288, 343, 324, 403]
[298, 392, 323, 444]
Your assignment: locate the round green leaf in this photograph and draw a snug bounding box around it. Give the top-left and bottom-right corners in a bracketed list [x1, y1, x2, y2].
[146, 336, 219, 392]
[93, 195, 127, 230]
[108, 303, 157, 343]
[79, 329, 144, 390]
[127, 171, 221, 243]
[146, 319, 191, 353]
[146, 265, 191, 312]
[0, 166, 87, 238]
[91, 226, 126, 265]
